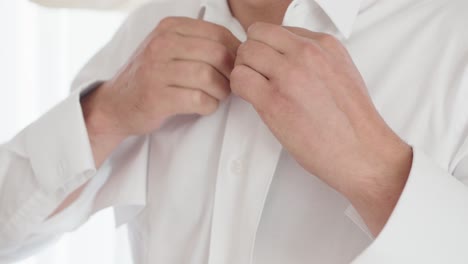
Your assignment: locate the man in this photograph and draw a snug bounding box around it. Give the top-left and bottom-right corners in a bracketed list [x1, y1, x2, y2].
[1, 0, 468, 263]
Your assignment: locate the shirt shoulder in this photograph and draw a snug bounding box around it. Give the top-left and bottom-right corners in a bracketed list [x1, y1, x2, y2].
[383, 0, 468, 57]
[124, 0, 202, 33]
[418, 0, 468, 43]
[381, 0, 468, 42]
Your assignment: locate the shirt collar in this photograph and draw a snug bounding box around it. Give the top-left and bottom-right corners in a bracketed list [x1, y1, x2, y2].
[314, 0, 363, 38]
[200, 0, 246, 40]
[200, 0, 375, 39]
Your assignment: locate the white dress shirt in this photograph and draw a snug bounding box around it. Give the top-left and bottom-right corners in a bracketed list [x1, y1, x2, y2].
[1, 0, 468, 263]
[30, 0, 151, 11]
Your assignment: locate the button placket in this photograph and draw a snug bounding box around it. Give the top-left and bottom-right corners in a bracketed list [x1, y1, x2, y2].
[207, 96, 283, 264]
[230, 158, 246, 176]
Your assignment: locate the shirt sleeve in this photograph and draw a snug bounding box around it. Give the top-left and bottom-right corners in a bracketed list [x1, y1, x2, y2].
[0, 87, 97, 262]
[0, 2, 158, 261]
[351, 147, 468, 264]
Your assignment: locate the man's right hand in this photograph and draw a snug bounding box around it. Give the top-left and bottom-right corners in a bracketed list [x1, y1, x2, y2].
[81, 17, 241, 167]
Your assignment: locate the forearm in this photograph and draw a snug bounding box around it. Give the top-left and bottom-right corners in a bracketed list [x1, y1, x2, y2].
[352, 149, 468, 263]
[49, 83, 128, 217]
[81, 82, 128, 168]
[344, 141, 413, 236]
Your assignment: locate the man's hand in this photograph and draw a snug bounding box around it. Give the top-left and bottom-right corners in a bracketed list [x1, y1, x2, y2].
[82, 17, 241, 167]
[231, 22, 413, 236]
[53, 17, 240, 218]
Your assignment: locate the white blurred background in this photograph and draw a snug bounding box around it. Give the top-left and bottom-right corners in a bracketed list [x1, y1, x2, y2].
[0, 0, 135, 263]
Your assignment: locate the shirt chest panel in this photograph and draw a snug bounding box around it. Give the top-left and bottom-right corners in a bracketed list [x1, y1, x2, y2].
[348, 2, 468, 169]
[126, 1, 468, 263]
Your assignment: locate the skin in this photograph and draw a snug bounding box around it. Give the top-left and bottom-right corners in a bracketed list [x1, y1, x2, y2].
[55, 0, 414, 237]
[52, 17, 240, 216]
[232, 24, 413, 235]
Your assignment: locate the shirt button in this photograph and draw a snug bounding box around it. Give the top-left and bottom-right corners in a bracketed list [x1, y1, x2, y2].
[230, 158, 246, 176]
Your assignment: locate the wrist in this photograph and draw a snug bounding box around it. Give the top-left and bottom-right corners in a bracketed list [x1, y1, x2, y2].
[81, 83, 128, 167]
[345, 138, 413, 236]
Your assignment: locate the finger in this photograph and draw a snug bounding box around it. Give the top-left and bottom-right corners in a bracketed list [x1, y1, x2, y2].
[164, 86, 220, 116]
[157, 17, 241, 56]
[283, 26, 325, 40]
[164, 60, 231, 101]
[230, 64, 271, 110]
[163, 34, 235, 79]
[246, 22, 301, 54]
[284, 26, 345, 55]
[236, 39, 286, 80]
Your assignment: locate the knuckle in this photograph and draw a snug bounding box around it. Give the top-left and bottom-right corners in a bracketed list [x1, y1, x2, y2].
[300, 42, 320, 57]
[248, 22, 263, 34]
[191, 90, 206, 106]
[191, 91, 218, 115]
[299, 42, 329, 65]
[317, 33, 339, 47]
[248, 22, 276, 39]
[241, 40, 254, 53]
[216, 26, 233, 42]
[229, 66, 245, 91]
[236, 42, 247, 58]
[236, 42, 256, 66]
[212, 45, 232, 66]
[151, 32, 177, 54]
[157, 17, 178, 32]
[230, 64, 242, 77]
[196, 64, 215, 83]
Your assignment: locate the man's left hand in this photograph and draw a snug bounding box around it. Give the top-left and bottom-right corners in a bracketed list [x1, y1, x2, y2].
[231, 22, 413, 236]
